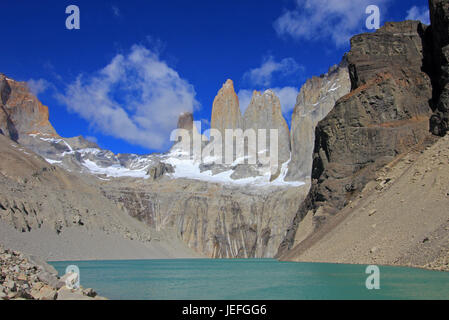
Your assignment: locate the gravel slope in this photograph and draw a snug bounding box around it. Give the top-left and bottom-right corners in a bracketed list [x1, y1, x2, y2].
[281, 135, 449, 271]
[0, 221, 201, 261]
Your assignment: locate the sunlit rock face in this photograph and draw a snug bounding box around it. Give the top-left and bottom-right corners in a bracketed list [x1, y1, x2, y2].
[0, 75, 56, 142]
[286, 57, 351, 182]
[211, 79, 243, 135]
[243, 90, 291, 166]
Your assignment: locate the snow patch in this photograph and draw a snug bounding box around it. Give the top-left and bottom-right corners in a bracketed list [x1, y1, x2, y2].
[163, 154, 304, 187]
[45, 158, 62, 164]
[81, 159, 149, 179]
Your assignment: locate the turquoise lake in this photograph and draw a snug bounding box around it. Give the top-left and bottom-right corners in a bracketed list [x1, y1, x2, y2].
[49, 259, 449, 300]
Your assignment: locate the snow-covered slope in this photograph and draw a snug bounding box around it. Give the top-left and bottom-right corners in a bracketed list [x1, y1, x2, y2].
[25, 133, 304, 187]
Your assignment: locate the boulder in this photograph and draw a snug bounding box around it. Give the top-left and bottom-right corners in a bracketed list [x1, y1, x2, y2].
[37, 271, 59, 288]
[82, 288, 97, 297]
[56, 287, 94, 300]
[32, 285, 57, 300]
[5, 280, 16, 292]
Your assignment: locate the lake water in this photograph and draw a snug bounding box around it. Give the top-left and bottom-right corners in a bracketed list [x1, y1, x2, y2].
[49, 259, 449, 300]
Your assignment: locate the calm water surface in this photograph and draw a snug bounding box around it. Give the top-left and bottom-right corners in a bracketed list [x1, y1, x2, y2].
[49, 259, 449, 300]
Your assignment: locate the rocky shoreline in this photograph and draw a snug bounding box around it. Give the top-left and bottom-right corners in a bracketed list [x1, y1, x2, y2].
[0, 244, 106, 300]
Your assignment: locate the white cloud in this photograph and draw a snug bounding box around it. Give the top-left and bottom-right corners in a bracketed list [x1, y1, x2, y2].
[406, 6, 430, 25]
[56, 44, 199, 151]
[238, 86, 298, 115]
[274, 0, 389, 47]
[243, 56, 302, 87]
[27, 78, 51, 97]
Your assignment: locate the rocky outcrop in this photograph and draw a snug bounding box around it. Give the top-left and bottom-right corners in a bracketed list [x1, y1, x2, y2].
[0, 76, 56, 142]
[0, 74, 18, 141]
[147, 161, 174, 181]
[278, 21, 435, 257]
[0, 245, 105, 300]
[177, 112, 195, 132]
[243, 90, 291, 165]
[171, 111, 205, 158]
[286, 57, 351, 182]
[428, 0, 449, 136]
[211, 79, 243, 136]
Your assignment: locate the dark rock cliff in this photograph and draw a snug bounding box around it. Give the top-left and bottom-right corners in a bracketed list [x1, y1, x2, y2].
[428, 0, 449, 136]
[277, 20, 437, 257]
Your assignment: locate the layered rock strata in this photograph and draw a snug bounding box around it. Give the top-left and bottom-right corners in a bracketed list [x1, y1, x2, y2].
[278, 21, 435, 257]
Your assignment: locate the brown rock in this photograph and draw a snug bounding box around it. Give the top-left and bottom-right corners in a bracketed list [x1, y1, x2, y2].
[211, 79, 243, 135]
[32, 285, 57, 300]
[17, 273, 27, 281]
[0, 75, 57, 142]
[56, 287, 94, 300]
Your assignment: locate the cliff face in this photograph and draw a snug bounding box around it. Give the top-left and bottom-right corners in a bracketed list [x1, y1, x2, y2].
[278, 20, 436, 257]
[286, 58, 351, 182]
[0, 75, 56, 142]
[211, 79, 243, 135]
[102, 180, 307, 258]
[243, 90, 291, 165]
[429, 0, 449, 136]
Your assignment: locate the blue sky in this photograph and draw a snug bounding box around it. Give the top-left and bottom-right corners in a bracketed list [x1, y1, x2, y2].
[0, 0, 430, 154]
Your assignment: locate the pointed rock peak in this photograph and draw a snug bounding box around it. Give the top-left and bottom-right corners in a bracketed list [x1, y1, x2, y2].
[177, 112, 194, 131]
[223, 79, 234, 89]
[211, 79, 243, 132]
